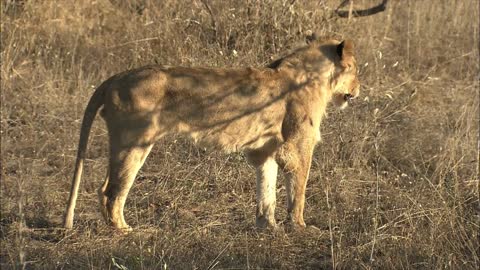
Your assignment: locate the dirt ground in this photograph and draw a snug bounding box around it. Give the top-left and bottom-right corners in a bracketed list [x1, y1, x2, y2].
[1, 0, 478, 269]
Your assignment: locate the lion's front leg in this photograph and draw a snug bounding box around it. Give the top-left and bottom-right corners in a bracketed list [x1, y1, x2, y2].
[255, 156, 279, 229]
[276, 139, 314, 229]
[283, 161, 311, 228]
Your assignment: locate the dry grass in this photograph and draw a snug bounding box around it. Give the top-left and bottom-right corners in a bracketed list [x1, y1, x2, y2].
[1, 0, 479, 269]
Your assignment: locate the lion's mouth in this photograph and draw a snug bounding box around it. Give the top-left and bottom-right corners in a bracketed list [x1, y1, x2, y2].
[343, 93, 354, 101]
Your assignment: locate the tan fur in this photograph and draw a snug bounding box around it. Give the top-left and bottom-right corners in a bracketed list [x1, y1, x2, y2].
[64, 37, 360, 231]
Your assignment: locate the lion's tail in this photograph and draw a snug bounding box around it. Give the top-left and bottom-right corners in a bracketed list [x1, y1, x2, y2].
[64, 83, 106, 229]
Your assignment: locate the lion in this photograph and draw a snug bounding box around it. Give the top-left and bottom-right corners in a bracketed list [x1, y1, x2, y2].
[63, 35, 360, 231]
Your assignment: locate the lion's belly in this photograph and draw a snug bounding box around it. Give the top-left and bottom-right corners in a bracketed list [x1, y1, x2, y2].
[179, 109, 284, 153]
[196, 127, 282, 153]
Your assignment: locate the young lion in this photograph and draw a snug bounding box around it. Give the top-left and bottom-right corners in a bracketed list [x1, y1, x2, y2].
[64, 36, 360, 231]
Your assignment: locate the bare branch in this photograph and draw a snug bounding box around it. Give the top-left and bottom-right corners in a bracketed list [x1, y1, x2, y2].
[336, 0, 388, 18]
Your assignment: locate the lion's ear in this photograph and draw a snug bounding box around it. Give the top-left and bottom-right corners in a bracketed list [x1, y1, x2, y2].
[337, 40, 354, 67]
[306, 32, 318, 44]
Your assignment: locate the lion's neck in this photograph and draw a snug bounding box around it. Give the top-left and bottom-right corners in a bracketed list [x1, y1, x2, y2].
[279, 61, 335, 102]
[277, 64, 334, 129]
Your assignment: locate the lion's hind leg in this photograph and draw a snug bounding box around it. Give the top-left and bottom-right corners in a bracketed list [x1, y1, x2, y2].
[99, 125, 155, 231]
[99, 144, 153, 231]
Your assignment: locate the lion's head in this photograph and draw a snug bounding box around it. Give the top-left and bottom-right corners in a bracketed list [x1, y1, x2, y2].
[329, 39, 360, 109]
[272, 35, 361, 109]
